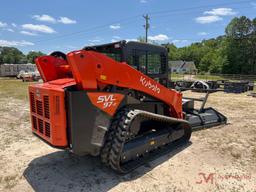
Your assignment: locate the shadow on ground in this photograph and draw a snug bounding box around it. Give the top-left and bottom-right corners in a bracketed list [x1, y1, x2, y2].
[24, 142, 191, 192]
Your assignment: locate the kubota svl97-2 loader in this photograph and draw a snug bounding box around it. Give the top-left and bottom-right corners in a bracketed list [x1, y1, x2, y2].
[29, 41, 226, 173]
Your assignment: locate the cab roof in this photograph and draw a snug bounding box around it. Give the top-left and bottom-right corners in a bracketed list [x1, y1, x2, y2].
[83, 40, 168, 54]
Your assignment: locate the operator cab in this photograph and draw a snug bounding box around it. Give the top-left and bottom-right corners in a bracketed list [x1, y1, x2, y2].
[84, 41, 169, 87]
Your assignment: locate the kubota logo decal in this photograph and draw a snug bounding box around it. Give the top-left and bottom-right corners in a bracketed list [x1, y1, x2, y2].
[97, 95, 117, 109]
[140, 76, 160, 94]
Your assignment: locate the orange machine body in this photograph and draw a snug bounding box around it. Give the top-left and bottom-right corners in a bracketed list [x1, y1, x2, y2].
[30, 50, 184, 148]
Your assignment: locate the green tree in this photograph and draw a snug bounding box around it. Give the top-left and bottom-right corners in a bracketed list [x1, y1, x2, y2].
[27, 51, 45, 63]
[224, 16, 255, 74]
[0, 47, 27, 64]
[167, 43, 180, 60]
[165, 16, 256, 74]
[199, 52, 216, 72]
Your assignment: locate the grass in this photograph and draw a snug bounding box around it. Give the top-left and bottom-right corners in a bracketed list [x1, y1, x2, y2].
[170, 73, 185, 80]
[170, 73, 256, 83]
[170, 73, 227, 81]
[194, 74, 225, 81]
[0, 78, 36, 101]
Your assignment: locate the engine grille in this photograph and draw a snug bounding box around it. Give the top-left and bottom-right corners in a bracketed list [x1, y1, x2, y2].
[36, 100, 43, 116]
[45, 122, 51, 137]
[30, 92, 51, 138]
[29, 83, 68, 147]
[32, 116, 37, 130]
[38, 119, 44, 134]
[30, 92, 36, 113]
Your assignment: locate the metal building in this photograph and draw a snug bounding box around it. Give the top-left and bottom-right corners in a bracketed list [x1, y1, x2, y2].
[0, 64, 37, 77]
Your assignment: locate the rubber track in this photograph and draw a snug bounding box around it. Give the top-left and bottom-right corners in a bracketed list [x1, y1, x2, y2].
[100, 108, 129, 165]
[101, 109, 192, 173]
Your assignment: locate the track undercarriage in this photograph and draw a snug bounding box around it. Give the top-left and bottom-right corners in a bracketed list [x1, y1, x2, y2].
[101, 108, 192, 173]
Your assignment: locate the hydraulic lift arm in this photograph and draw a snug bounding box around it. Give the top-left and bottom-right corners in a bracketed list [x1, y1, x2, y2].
[66, 50, 184, 118]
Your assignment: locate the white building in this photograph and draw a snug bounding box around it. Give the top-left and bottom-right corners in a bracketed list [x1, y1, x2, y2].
[169, 60, 197, 74]
[0, 64, 37, 77]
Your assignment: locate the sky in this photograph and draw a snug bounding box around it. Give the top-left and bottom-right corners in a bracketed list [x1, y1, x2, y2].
[0, 0, 256, 54]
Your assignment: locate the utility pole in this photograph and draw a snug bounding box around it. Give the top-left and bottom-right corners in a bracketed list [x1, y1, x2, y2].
[143, 14, 150, 43]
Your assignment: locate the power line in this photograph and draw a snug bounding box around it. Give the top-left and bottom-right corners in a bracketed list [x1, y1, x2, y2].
[32, 0, 253, 44]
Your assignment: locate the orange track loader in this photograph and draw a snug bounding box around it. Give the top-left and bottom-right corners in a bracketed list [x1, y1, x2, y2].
[29, 41, 226, 173]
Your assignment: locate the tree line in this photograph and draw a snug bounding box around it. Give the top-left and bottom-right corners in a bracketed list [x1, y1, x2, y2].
[0, 47, 44, 64]
[167, 16, 256, 75]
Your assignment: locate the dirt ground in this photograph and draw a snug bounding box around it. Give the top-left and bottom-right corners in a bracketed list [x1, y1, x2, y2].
[0, 78, 256, 192]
